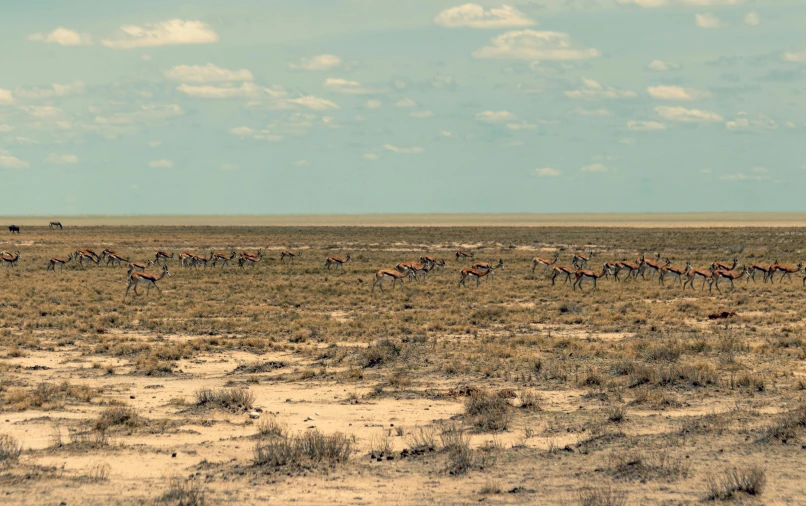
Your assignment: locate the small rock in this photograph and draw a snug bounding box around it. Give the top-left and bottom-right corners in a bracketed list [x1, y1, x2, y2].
[130, 396, 135, 399]
[249, 412, 260, 419]
[172, 453, 177, 458]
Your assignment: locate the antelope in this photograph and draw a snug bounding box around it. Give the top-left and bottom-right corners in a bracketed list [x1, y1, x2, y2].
[613, 260, 641, 281]
[325, 254, 350, 270]
[212, 251, 237, 268]
[712, 266, 748, 292]
[178, 252, 195, 268]
[532, 253, 559, 275]
[49, 221, 63, 229]
[471, 259, 504, 282]
[100, 249, 116, 261]
[239, 249, 263, 261]
[573, 264, 610, 291]
[238, 253, 262, 269]
[75, 251, 99, 266]
[747, 263, 772, 283]
[455, 250, 474, 262]
[155, 251, 174, 265]
[125, 265, 170, 298]
[768, 262, 802, 283]
[419, 255, 437, 267]
[683, 268, 714, 292]
[638, 253, 664, 280]
[47, 254, 74, 271]
[551, 265, 575, 286]
[127, 259, 154, 276]
[603, 261, 620, 280]
[372, 267, 415, 292]
[572, 250, 594, 269]
[659, 261, 691, 286]
[280, 250, 301, 263]
[711, 258, 738, 272]
[106, 253, 129, 267]
[459, 267, 493, 288]
[1, 251, 20, 267]
[410, 260, 445, 281]
[190, 253, 214, 269]
[8, 225, 19, 234]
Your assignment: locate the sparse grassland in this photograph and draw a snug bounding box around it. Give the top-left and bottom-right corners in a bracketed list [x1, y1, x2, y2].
[1, 225, 806, 504]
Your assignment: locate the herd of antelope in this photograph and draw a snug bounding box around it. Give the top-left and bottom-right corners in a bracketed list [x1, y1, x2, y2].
[4, 244, 806, 297]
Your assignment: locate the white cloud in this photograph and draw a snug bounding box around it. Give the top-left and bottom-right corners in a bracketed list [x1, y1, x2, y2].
[287, 96, 340, 110]
[647, 59, 678, 71]
[364, 153, 378, 160]
[440, 131, 453, 137]
[165, 63, 253, 83]
[565, 78, 637, 99]
[384, 144, 424, 154]
[148, 141, 162, 147]
[177, 82, 264, 99]
[0, 153, 29, 169]
[744, 11, 760, 25]
[15, 81, 86, 100]
[581, 163, 607, 173]
[476, 110, 517, 122]
[725, 112, 777, 132]
[696, 13, 723, 28]
[506, 122, 536, 130]
[435, 4, 536, 29]
[647, 85, 710, 100]
[628, 120, 667, 131]
[45, 154, 78, 165]
[618, 0, 745, 6]
[289, 54, 342, 71]
[574, 107, 611, 116]
[655, 106, 723, 123]
[0, 124, 13, 133]
[395, 98, 417, 108]
[102, 19, 219, 49]
[720, 167, 769, 181]
[782, 51, 806, 63]
[23, 105, 61, 117]
[473, 30, 600, 61]
[324, 78, 388, 95]
[148, 159, 174, 168]
[295, 160, 310, 166]
[0, 89, 13, 104]
[254, 132, 284, 142]
[410, 110, 434, 118]
[93, 103, 183, 127]
[536, 167, 560, 177]
[28, 27, 92, 46]
[366, 100, 382, 109]
[220, 163, 239, 171]
[230, 126, 254, 137]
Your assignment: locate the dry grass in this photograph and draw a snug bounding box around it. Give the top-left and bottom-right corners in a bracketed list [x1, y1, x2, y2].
[194, 387, 254, 412]
[0, 434, 22, 466]
[253, 429, 353, 470]
[705, 465, 766, 501]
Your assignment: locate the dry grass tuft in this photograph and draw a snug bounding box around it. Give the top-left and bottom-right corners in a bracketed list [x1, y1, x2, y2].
[94, 405, 142, 431]
[464, 389, 511, 432]
[195, 387, 254, 412]
[608, 451, 689, 482]
[253, 430, 353, 469]
[157, 476, 206, 505]
[577, 485, 628, 506]
[0, 434, 22, 466]
[705, 465, 766, 501]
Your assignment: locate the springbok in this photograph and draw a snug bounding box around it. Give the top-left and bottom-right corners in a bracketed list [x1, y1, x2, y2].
[532, 253, 559, 275]
[712, 266, 748, 292]
[551, 265, 576, 286]
[768, 262, 802, 283]
[212, 251, 237, 268]
[238, 252, 262, 269]
[459, 267, 493, 288]
[613, 260, 641, 282]
[325, 254, 350, 270]
[49, 221, 63, 229]
[711, 258, 738, 272]
[638, 253, 664, 280]
[572, 250, 594, 269]
[47, 254, 74, 271]
[455, 250, 474, 262]
[178, 252, 195, 268]
[747, 263, 772, 283]
[471, 259, 504, 282]
[684, 268, 714, 292]
[100, 249, 116, 261]
[280, 250, 301, 263]
[125, 265, 170, 298]
[75, 251, 100, 266]
[1, 252, 20, 267]
[659, 262, 691, 286]
[106, 253, 129, 267]
[419, 255, 437, 267]
[190, 253, 214, 269]
[410, 260, 445, 281]
[372, 267, 415, 292]
[573, 264, 610, 291]
[127, 260, 154, 276]
[155, 251, 174, 265]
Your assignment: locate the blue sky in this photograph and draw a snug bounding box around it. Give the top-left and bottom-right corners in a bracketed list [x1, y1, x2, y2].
[1, 0, 804, 215]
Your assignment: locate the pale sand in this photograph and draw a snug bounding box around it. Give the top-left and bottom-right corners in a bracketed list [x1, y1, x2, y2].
[3, 212, 806, 227]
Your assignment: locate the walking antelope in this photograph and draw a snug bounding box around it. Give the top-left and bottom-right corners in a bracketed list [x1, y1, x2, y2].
[747, 263, 772, 283]
[178, 252, 195, 268]
[613, 260, 641, 281]
[212, 251, 237, 268]
[75, 251, 99, 266]
[125, 265, 170, 298]
[459, 267, 494, 288]
[572, 250, 594, 269]
[191, 253, 214, 269]
[106, 253, 129, 267]
[100, 249, 116, 261]
[659, 261, 691, 286]
[768, 262, 802, 283]
[280, 250, 301, 263]
[711, 258, 738, 272]
[1, 252, 21, 267]
[455, 250, 474, 262]
[409, 260, 445, 281]
[638, 253, 664, 280]
[372, 267, 415, 292]
[419, 255, 436, 267]
[550, 265, 576, 286]
[712, 266, 748, 292]
[155, 251, 174, 265]
[471, 259, 504, 282]
[49, 221, 63, 229]
[684, 268, 714, 292]
[127, 259, 154, 276]
[573, 264, 610, 291]
[47, 254, 74, 271]
[325, 254, 350, 270]
[532, 253, 559, 275]
[238, 252, 262, 269]
[239, 249, 263, 261]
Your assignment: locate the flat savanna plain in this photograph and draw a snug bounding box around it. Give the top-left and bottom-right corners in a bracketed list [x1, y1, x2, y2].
[1, 225, 806, 505]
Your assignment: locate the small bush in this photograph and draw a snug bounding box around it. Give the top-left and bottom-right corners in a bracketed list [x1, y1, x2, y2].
[253, 430, 353, 469]
[440, 426, 475, 475]
[406, 426, 437, 452]
[358, 339, 400, 368]
[518, 389, 542, 411]
[577, 485, 628, 506]
[158, 476, 206, 505]
[464, 390, 511, 432]
[257, 416, 286, 438]
[609, 451, 689, 482]
[607, 405, 626, 424]
[94, 405, 142, 431]
[705, 466, 766, 501]
[0, 434, 22, 466]
[195, 387, 254, 412]
[759, 403, 806, 443]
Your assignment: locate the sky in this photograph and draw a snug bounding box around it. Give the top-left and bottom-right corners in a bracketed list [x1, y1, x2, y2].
[1, 0, 805, 215]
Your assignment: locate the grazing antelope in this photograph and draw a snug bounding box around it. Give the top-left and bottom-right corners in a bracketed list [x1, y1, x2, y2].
[551, 265, 576, 286]
[659, 262, 691, 286]
[125, 265, 170, 298]
[100, 249, 116, 261]
[47, 254, 74, 271]
[325, 254, 350, 270]
[532, 253, 559, 275]
[455, 250, 474, 262]
[712, 266, 748, 292]
[212, 251, 237, 268]
[419, 255, 437, 267]
[613, 260, 641, 282]
[410, 260, 445, 281]
[573, 264, 610, 291]
[49, 221, 63, 229]
[280, 250, 301, 263]
[106, 253, 129, 267]
[747, 263, 772, 283]
[471, 259, 504, 282]
[190, 253, 214, 269]
[638, 253, 664, 280]
[711, 258, 738, 272]
[75, 251, 100, 266]
[238, 253, 262, 269]
[1, 251, 20, 267]
[155, 251, 174, 265]
[684, 268, 714, 292]
[127, 259, 154, 276]
[8, 225, 19, 234]
[572, 250, 594, 269]
[768, 262, 802, 283]
[459, 267, 493, 288]
[372, 267, 415, 292]
[239, 249, 263, 261]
